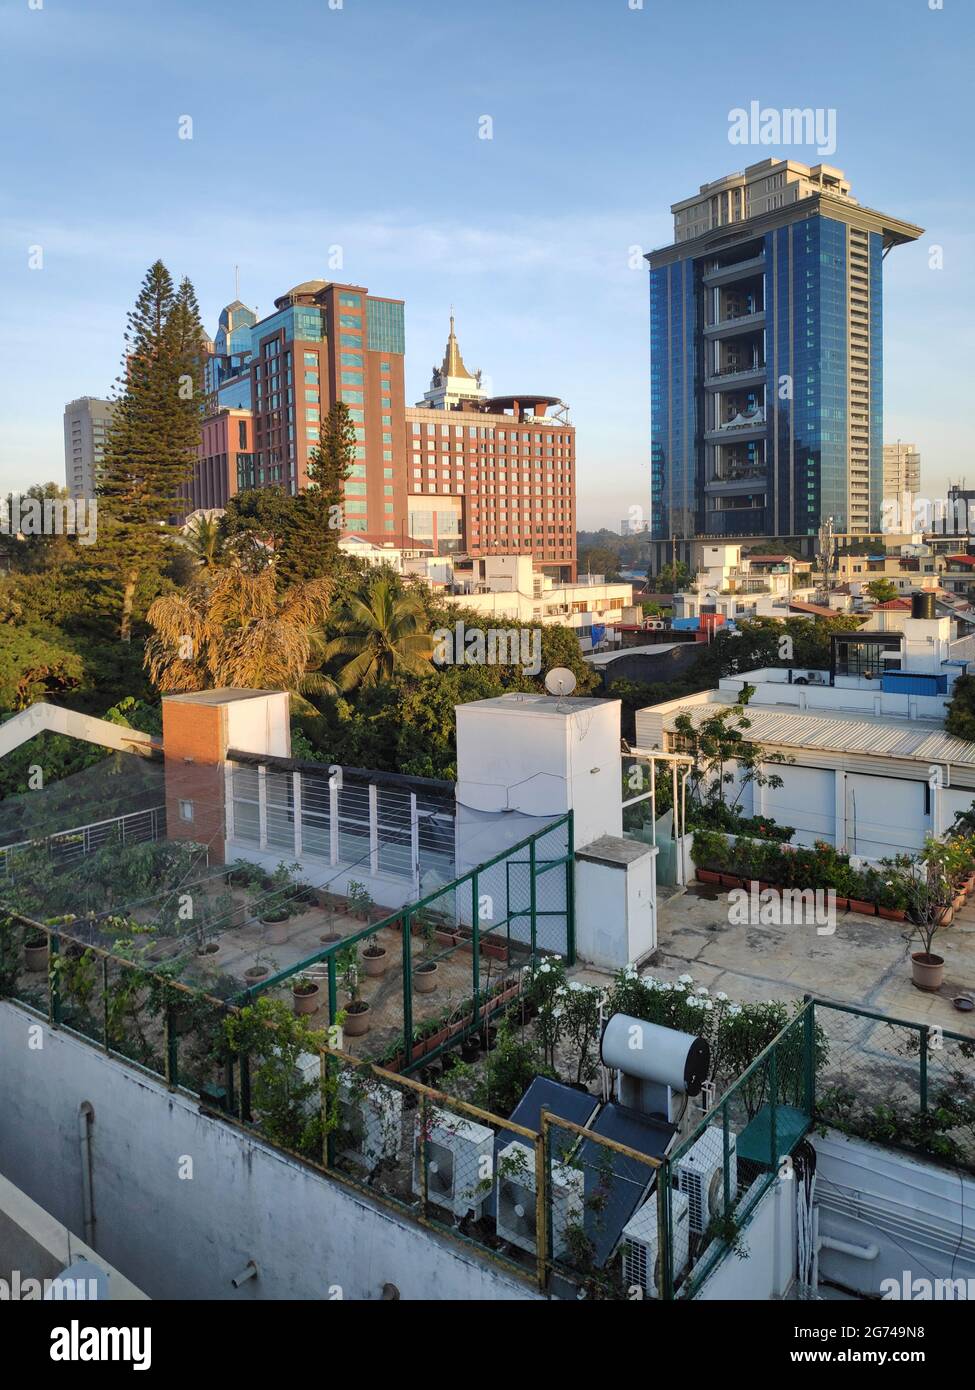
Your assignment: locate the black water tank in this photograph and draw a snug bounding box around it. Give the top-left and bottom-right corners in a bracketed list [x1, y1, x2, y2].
[912, 592, 936, 620]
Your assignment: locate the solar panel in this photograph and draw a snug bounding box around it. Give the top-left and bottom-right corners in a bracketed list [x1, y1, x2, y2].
[576, 1103, 676, 1268]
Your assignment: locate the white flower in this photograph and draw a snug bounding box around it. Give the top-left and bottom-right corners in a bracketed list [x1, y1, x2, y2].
[569, 980, 584, 992]
[552, 1007, 564, 1019]
[715, 991, 729, 1002]
[678, 973, 693, 985]
[674, 982, 686, 992]
[696, 985, 710, 997]
[728, 1004, 742, 1016]
[539, 961, 551, 974]
[660, 981, 673, 991]
[685, 994, 703, 1007]
[703, 1000, 714, 1011]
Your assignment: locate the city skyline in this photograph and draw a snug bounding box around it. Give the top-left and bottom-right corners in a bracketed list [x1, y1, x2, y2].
[2, 0, 972, 528]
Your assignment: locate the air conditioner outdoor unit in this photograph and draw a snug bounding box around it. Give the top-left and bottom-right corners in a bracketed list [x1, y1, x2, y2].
[620, 1190, 690, 1298]
[411, 1108, 495, 1220]
[677, 1126, 737, 1234]
[337, 1072, 403, 1170]
[495, 1139, 583, 1258]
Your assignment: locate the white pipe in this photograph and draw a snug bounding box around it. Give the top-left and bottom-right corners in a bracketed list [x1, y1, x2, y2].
[78, 1102, 95, 1249]
[818, 1234, 879, 1261]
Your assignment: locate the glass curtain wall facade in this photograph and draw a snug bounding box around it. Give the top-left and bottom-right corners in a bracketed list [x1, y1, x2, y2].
[650, 213, 890, 542]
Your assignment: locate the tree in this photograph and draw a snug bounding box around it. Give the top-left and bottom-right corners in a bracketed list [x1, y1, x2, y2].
[672, 686, 791, 813]
[865, 578, 898, 604]
[288, 400, 355, 583]
[182, 513, 227, 569]
[945, 674, 975, 742]
[322, 574, 434, 690]
[98, 263, 205, 640]
[218, 488, 296, 572]
[144, 567, 332, 692]
[652, 562, 693, 593]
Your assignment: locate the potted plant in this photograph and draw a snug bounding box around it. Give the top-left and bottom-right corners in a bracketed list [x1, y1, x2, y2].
[904, 838, 955, 991]
[24, 927, 49, 973]
[346, 881, 374, 923]
[362, 937, 388, 978]
[413, 911, 439, 995]
[244, 952, 276, 986]
[291, 973, 321, 1016]
[336, 946, 370, 1037]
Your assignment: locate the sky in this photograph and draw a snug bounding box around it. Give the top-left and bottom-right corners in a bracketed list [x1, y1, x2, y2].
[1, 0, 972, 530]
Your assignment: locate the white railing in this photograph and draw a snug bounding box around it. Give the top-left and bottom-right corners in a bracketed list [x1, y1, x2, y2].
[0, 805, 166, 878]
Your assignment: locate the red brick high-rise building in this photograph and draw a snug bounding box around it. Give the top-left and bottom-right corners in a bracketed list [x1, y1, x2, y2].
[189, 296, 576, 579]
[192, 281, 406, 535]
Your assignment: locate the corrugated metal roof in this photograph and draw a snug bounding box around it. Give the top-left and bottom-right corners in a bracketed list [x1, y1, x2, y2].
[664, 702, 975, 766]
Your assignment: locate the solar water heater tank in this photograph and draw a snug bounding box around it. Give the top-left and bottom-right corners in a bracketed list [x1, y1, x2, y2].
[601, 1012, 710, 1119]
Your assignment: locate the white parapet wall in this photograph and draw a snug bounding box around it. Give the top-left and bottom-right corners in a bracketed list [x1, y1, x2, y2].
[0, 1003, 540, 1303]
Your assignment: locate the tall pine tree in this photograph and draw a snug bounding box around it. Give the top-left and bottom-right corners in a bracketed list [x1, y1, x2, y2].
[98, 262, 204, 639]
[279, 400, 356, 584]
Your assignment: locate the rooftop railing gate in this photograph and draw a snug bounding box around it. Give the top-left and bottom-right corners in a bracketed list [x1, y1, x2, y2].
[235, 813, 575, 1076]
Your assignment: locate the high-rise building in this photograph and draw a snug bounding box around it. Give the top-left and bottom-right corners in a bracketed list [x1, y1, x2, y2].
[883, 441, 921, 502]
[194, 280, 406, 535]
[647, 159, 922, 557]
[63, 396, 115, 499]
[406, 319, 577, 579]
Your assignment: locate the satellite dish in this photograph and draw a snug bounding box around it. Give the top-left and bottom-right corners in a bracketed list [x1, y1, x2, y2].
[544, 667, 577, 698]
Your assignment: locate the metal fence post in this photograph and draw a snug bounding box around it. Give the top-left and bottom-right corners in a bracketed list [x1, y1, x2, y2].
[769, 1048, 779, 1172]
[803, 996, 816, 1117]
[722, 1098, 731, 1216]
[656, 1161, 673, 1299]
[536, 1114, 551, 1293]
[402, 908, 414, 1068]
[529, 838, 538, 958]
[565, 812, 576, 964]
[919, 1024, 929, 1113]
[471, 870, 480, 1024]
[419, 1093, 429, 1218]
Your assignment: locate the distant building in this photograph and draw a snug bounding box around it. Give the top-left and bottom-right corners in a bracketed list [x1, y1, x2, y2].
[648, 158, 922, 545]
[63, 397, 114, 499]
[883, 442, 921, 501]
[408, 318, 577, 580]
[194, 280, 406, 537]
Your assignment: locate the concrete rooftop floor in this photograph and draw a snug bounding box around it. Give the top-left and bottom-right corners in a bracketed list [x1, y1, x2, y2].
[577, 883, 975, 1040]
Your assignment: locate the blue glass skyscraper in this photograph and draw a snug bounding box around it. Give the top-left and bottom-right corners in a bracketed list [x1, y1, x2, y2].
[648, 160, 921, 557]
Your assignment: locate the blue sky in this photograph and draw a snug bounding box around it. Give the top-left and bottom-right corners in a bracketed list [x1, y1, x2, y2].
[1, 0, 971, 528]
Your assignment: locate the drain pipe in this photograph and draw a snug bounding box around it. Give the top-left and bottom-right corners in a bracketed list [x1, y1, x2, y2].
[78, 1102, 95, 1249]
[818, 1233, 879, 1262]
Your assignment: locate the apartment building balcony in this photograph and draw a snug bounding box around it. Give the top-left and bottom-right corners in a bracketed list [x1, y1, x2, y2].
[702, 254, 767, 287]
[704, 363, 767, 391]
[704, 409, 767, 445]
[705, 469, 768, 496]
[704, 309, 766, 340]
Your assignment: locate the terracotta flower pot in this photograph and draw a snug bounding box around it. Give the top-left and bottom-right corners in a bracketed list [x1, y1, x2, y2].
[25, 941, 48, 973]
[244, 965, 269, 984]
[414, 962, 439, 994]
[849, 898, 875, 916]
[263, 915, 289, 946]
[697, 869, 721, 885]
[344, 1001, 371, 1037]
[911, 951, 945, 992]
[935, 904, 954, 927]
[834, 896, 850, 911]
[362, 946, 388, 978]
[877, 906, 906, 921]
[720, 874, 743, 890]
[292, 982, 320, 1016]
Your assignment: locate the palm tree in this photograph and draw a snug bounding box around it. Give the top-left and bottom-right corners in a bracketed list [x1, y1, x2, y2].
[322, 574, 434, 690]
[182, 512, 226, 569]
[144, 568, 332, 693]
